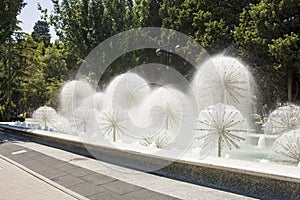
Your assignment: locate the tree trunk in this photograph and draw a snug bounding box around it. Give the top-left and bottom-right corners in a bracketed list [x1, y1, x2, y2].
[7, 36, 12, 121]
[288, 69, 293, 102]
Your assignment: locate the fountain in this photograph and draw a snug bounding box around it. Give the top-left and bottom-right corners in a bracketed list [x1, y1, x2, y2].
[195, 103, 248, 157]
[97, 108, 129, 142]
[3, 27, 299, 199]
[32, 106, 58, 129]
[12, 54, 300, 166]
[105, 73, 151, 110]
[60, 80, 95, 116]
[265, 104, 300, 135]
[191, 55, 254, 120]
[81, 92, 111, 111]
[23, 55, 275, 161]
[269, 129, 300, 166]
[51, 116, 74, 134]
[257, 135, 266, 148]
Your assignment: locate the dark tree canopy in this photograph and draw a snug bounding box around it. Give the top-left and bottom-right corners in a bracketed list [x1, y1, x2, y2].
[31, 20, 51, 47]
[0, 0, 26, 43]
[0, 0, 299, 120]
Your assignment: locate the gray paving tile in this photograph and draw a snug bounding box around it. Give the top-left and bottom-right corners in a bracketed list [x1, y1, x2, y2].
[33, 154, 59, 164]
[19, 159, 44, 170]
[26, 163, 55, 174]
[89, 190, 122, 200]
[0, 145, 12, 156]
[1, 143, 25, 151]
[81, 173, 116, 185]
[40, 158, 67, 167]
[67, 166, 94, 177]
[52, 174, 85, 187]
[38, 168, 68, 179]
[121, 189, 177, 200]
[102, 180, 142, 195]
[55, 162, 78, 171]
[0, 149, 11, 156]
[8, 153, 32, 163]
[24, 151, 45, 159]
[68, 181, 106, 197]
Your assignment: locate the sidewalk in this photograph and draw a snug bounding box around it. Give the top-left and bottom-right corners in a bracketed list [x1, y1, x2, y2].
[0, 132, 256, 200]
[0, 156, 78, 200]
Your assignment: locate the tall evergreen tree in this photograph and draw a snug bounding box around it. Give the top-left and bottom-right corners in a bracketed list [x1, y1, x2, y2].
[234, 0, 300, 104]
[158, 0, 259, 54]
[46, 0, 135, 71]
[31, 20, 51, 47]
[0, 0, 26, 120]
[0, 0, 26, 43]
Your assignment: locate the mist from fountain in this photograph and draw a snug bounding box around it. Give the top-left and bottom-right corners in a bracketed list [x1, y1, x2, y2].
[265, 104, 300, 135]
[60, 80, 95, 116]
[81, 92, 111, 111]
[23, 54, 300, 166]
[257, 135, 266, 148]
[191, 55, 254, 121]
[194, 103, 248, 157]
[32, 106, 58, 129]
[105, 73, 151, 110]
[269, 129, 300, 166]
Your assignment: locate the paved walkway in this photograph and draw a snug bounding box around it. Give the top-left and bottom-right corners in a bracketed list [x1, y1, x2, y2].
[0, 157, 77, 200]
[0, 131, 256, 200]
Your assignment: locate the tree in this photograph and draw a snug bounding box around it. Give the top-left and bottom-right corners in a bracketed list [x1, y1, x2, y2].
[31, 20, 51, 47]
[41, 41, 68, 107]
[0, 0, 26, 120]
[44, 0, 134, 72]
[0, 31, 68, 119]
[234, 0, 300, 105]
[158, 0, 259, 55]
[269, 32, 300, 101]
[133, 0, 163, 27]
[0, 0, 26, 43]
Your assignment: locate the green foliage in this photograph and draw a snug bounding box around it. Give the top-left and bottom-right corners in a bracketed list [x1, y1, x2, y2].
[0, 0, 26, 43]
[0, 0, 299, 120]
[158, 0, 258, 54]
[45, 0, 135, 71]
[234, 0, 300, 105]
[268, 32, 300, 70]
[31, 20, 51, 47]
[133, 0, 163, 27]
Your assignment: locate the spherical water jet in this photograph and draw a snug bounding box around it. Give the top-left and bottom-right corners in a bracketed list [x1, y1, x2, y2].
[70, 106, 98, 134]
[105, 73, 151, 110]
[97, 108, 130, 142]
[134, 86, 196, 149]
[51, 116, 75, 134]
[60, 80, 95, 116]
[265, 104, 300, 135]
[192, 55, 254, 120]
[140, 129, 172, 149]
[33, 106, 58, 129]
[269, 129, 300, 165]
[81, 92, 111, 111]
[195, 103, 248, 157]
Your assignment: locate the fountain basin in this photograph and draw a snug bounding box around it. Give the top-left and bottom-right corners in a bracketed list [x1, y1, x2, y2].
[246, 133, 278, 147]
[0, 124, 299, 200]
